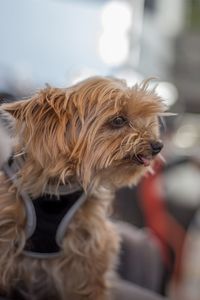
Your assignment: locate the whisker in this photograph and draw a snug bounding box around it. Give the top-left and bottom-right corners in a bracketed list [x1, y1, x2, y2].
[158, 112, 177, 117]
[158, 153, 166, 164]
[159, 116, 167, 132]
[13, 150, 26, 158]
[148, 166, 155, 175]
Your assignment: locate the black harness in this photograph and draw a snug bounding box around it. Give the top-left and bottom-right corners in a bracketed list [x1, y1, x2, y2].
[2, 157, 87, 259]
[24, 190, 84, 257]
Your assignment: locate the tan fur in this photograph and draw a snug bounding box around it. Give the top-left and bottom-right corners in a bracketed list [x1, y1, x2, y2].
[0, 76, 167, 300]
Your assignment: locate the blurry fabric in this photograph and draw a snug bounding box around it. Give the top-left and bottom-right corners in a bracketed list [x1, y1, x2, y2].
[111, 279, 168, 300]
[0, 92, 15, 167]
[175, 209, 200, 300]
[117, 222, 164, 294]
[0, 121, 12, 167]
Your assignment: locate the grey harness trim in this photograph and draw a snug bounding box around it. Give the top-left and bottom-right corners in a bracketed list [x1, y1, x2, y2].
[2, 157, 88, 259]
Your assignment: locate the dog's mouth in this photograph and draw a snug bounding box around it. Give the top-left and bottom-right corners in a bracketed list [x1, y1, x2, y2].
[134, 154, 152, 166]
[124, 154, 152, 167]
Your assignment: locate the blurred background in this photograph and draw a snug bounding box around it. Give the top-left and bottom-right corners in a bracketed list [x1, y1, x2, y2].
[0, 0, 200, 299]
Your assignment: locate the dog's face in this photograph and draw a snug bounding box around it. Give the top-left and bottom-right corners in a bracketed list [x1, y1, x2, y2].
[1, 77, 167, 190]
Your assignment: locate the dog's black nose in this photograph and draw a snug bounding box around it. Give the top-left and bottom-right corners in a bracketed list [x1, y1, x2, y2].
[150, 141, 163, 155]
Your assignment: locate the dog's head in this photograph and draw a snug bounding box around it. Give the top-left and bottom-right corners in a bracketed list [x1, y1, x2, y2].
[1, 77, 167, 192]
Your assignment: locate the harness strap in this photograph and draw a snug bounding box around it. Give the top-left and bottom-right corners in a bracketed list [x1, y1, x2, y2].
[2, 161, 36, 239]
[1, 157, 89, 259]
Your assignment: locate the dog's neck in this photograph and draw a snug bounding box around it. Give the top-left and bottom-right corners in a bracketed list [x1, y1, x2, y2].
[4, 151, 82, 198]
[6, 147, 114, 198]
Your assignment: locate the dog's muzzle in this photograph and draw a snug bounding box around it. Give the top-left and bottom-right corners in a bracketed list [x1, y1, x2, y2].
[125, 140, 163, 167]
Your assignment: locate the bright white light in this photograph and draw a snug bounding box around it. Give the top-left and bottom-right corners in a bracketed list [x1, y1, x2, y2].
[99, 0, 132, 66]
[155, 81, 178, 106]
[173, 125, 199, 148]
[70, 68, 97, 85]
[115, 69, 144, 87]
[101, 0, 132, 33]
[99, 33, 129, 66]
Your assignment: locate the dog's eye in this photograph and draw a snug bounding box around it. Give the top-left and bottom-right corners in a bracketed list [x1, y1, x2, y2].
[110, 116, 127, 128]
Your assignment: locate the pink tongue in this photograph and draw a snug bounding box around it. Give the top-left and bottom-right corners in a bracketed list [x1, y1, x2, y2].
[138, 155, 150, 167]
[142, 158, 150, 167]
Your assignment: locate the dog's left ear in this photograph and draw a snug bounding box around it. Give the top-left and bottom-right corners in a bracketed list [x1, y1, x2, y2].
[0, 87, 76, 159]
[0, 99, 30, 121]
[0, 87, 71, 122]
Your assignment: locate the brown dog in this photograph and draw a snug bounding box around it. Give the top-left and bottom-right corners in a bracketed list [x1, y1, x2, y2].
[0, 77, 167, 300]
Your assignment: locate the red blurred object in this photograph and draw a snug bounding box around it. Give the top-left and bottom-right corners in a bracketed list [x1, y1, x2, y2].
[139, 161, 186, 281]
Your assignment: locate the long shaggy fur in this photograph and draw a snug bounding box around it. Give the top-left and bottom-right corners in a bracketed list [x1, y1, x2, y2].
[0, 76, 167, 299]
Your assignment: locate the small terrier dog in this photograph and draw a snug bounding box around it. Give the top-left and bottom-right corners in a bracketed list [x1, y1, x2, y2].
[0, 77, 166, 300]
